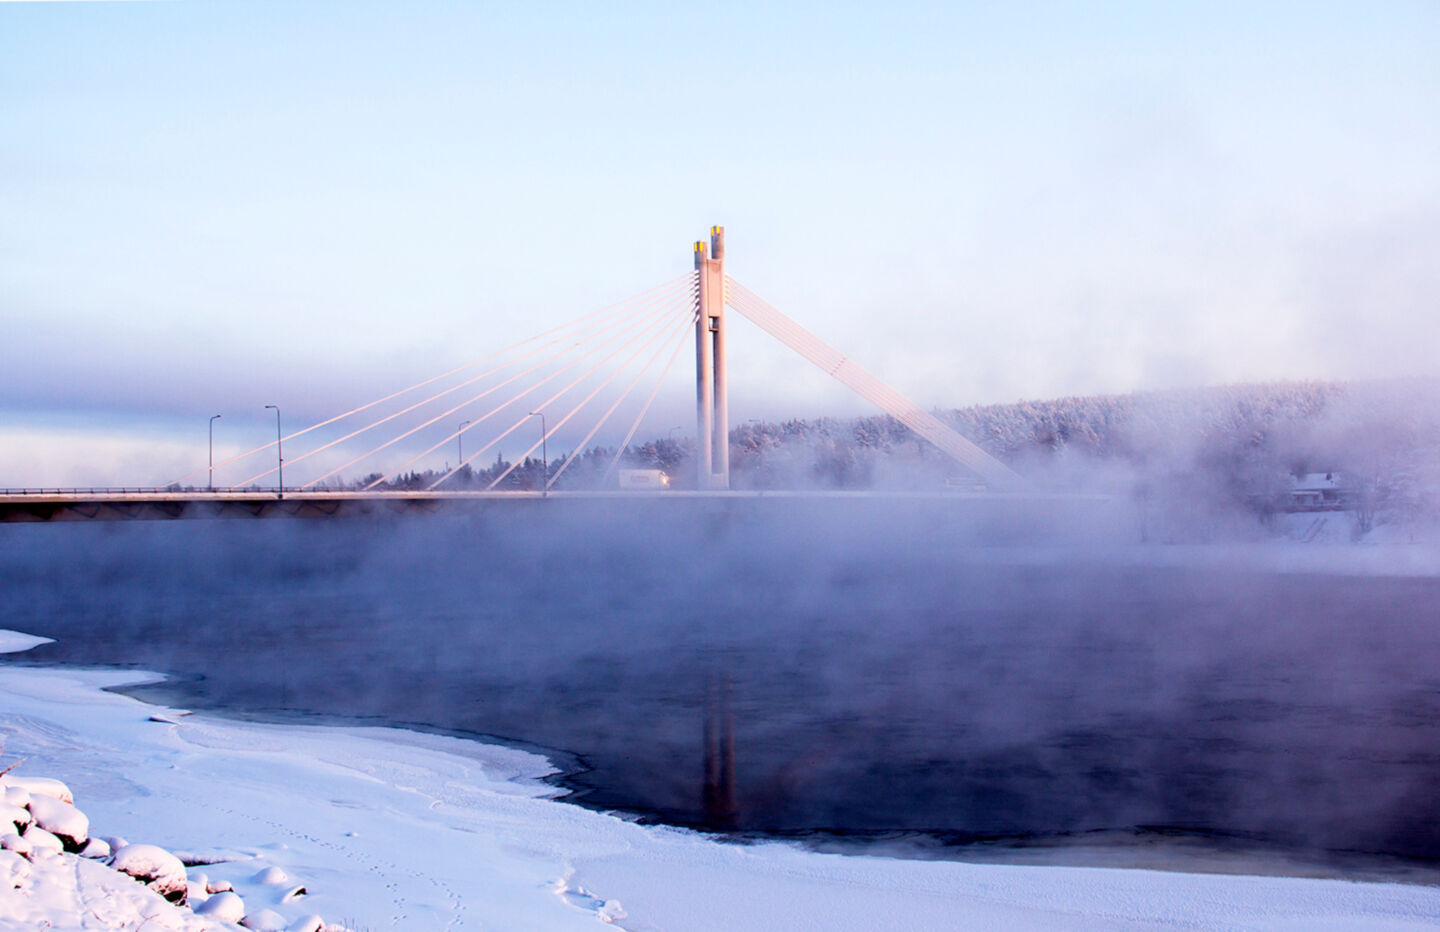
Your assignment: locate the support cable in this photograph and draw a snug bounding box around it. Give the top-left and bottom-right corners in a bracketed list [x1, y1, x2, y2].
[232, 276, 695, 489]
[381, 291, 696, 490]
[420, 299, 694, 492]
[335, 287, 694, 491]
[170, 271, 696, 488]
[552, 303, 699, 492]
[484, 296, 700, 491]
[600, 306, 701, 486]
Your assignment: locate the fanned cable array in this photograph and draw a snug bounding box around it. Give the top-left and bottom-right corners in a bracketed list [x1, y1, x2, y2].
[168, 245, 1022, 496]
[171, 273, 699, 492]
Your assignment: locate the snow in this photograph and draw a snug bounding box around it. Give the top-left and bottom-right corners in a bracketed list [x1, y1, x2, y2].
[19, 825, 63, 855]
[26, 794, 88, 849]
[0, 775, 72, 805]
[0, 834, 31, 857]
[2, 848, 228, 932]
[195, 890, 245, 922]
[2, 629, 1440, 930]
[0, 805, 28, 834]
[235, 907, 287, 931]
[0, 631, 51, 655]
[111, 843, 188, 902]
[1295, 472, 1343, 491]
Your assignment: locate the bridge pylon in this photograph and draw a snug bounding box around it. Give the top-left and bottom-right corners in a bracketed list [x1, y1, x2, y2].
[694, 226, 728, 490]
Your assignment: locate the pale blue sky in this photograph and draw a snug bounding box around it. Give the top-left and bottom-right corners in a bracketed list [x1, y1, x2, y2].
[2, 1, 1437, 483]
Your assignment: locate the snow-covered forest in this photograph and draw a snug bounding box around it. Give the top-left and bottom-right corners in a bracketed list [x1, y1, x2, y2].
[363, 380, 1440, 533]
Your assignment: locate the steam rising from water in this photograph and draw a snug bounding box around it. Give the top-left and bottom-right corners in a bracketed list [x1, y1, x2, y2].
[4, 495, 1440, 868]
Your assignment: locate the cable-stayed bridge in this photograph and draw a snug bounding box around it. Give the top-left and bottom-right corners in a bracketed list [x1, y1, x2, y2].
[3, 228, 1022, 522]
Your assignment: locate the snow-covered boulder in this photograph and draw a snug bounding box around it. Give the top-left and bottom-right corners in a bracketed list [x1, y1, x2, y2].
[288, 915, 325, 932]
[252, 865, 291, 885]
[21, 824, 64, 856]
[1, 774, 73, 804]
[26, 793, 89, 851]
[241, 907, 289, 930]
[1, 832, 30, 856]
[0, 801, 31, 833]
[79, 836, 111, 859]
[196, 889, 247, 922]
[111, 842, 188, 904]
[3, 785, 30, 807]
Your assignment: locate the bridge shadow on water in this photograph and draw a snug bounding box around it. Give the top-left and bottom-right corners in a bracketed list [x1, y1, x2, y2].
[5, 497, 1440, 878]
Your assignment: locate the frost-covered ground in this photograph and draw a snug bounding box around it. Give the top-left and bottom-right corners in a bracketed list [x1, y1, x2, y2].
[3, 631, 1440, 930]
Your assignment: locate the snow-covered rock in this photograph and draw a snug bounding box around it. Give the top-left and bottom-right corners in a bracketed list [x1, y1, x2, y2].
[111, 842, 188, 904]
[2, 774, 73, 804]
[1, 832, 31, 856]
[27, 793, 89, 850]
[287, 915, 324, 932]
[79, 835, 111, 859]
[0, 800, 31, 833]
[252, 865, 291, 885]
[196, 889, 246, 922]
[22, 824, 64, 855]
[4, 850, 233, 931]
[3, 784, 31, 807]
[240, 907, 289, 930]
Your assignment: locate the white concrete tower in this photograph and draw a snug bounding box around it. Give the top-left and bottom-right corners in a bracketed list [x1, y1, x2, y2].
[694, 226, 729, 490]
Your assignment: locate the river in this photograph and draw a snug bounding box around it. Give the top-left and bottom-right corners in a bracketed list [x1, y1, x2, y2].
[4, 499, 1439, 876]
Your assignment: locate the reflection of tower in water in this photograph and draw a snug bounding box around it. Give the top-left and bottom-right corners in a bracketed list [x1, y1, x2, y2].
[702, 673, 737, 828]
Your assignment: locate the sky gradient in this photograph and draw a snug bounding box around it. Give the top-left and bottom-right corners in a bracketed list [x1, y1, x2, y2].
[3, 1, 1437, 484]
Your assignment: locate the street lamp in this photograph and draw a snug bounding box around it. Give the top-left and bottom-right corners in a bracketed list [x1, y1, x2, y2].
[208, 414, 222, 491]
[529, 411, 546, 498]
[264, 405, 283, 499]
[458, 420, 471, 471]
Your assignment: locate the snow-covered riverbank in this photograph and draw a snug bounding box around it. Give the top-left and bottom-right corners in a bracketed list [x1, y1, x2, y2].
[3, 630, 1440, 931]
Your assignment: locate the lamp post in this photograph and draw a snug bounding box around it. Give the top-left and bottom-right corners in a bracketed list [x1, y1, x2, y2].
[458, 421, 471, 472]
[208, 414, 222, 491]
[529, 411, 546, 498]
[264, 404, 283, 499]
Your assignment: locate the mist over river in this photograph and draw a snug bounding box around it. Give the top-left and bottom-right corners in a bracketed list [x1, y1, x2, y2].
[5, 498, 1440, 871]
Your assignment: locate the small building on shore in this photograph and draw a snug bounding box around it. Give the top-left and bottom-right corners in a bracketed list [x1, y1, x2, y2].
[1290, 472, 1347, 510]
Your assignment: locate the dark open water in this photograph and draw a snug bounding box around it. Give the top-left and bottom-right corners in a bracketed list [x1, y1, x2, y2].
[4, 499, 1440, 875]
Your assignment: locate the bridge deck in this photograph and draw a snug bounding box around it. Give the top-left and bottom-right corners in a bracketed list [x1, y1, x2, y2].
[0, 489, 1082, 522]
